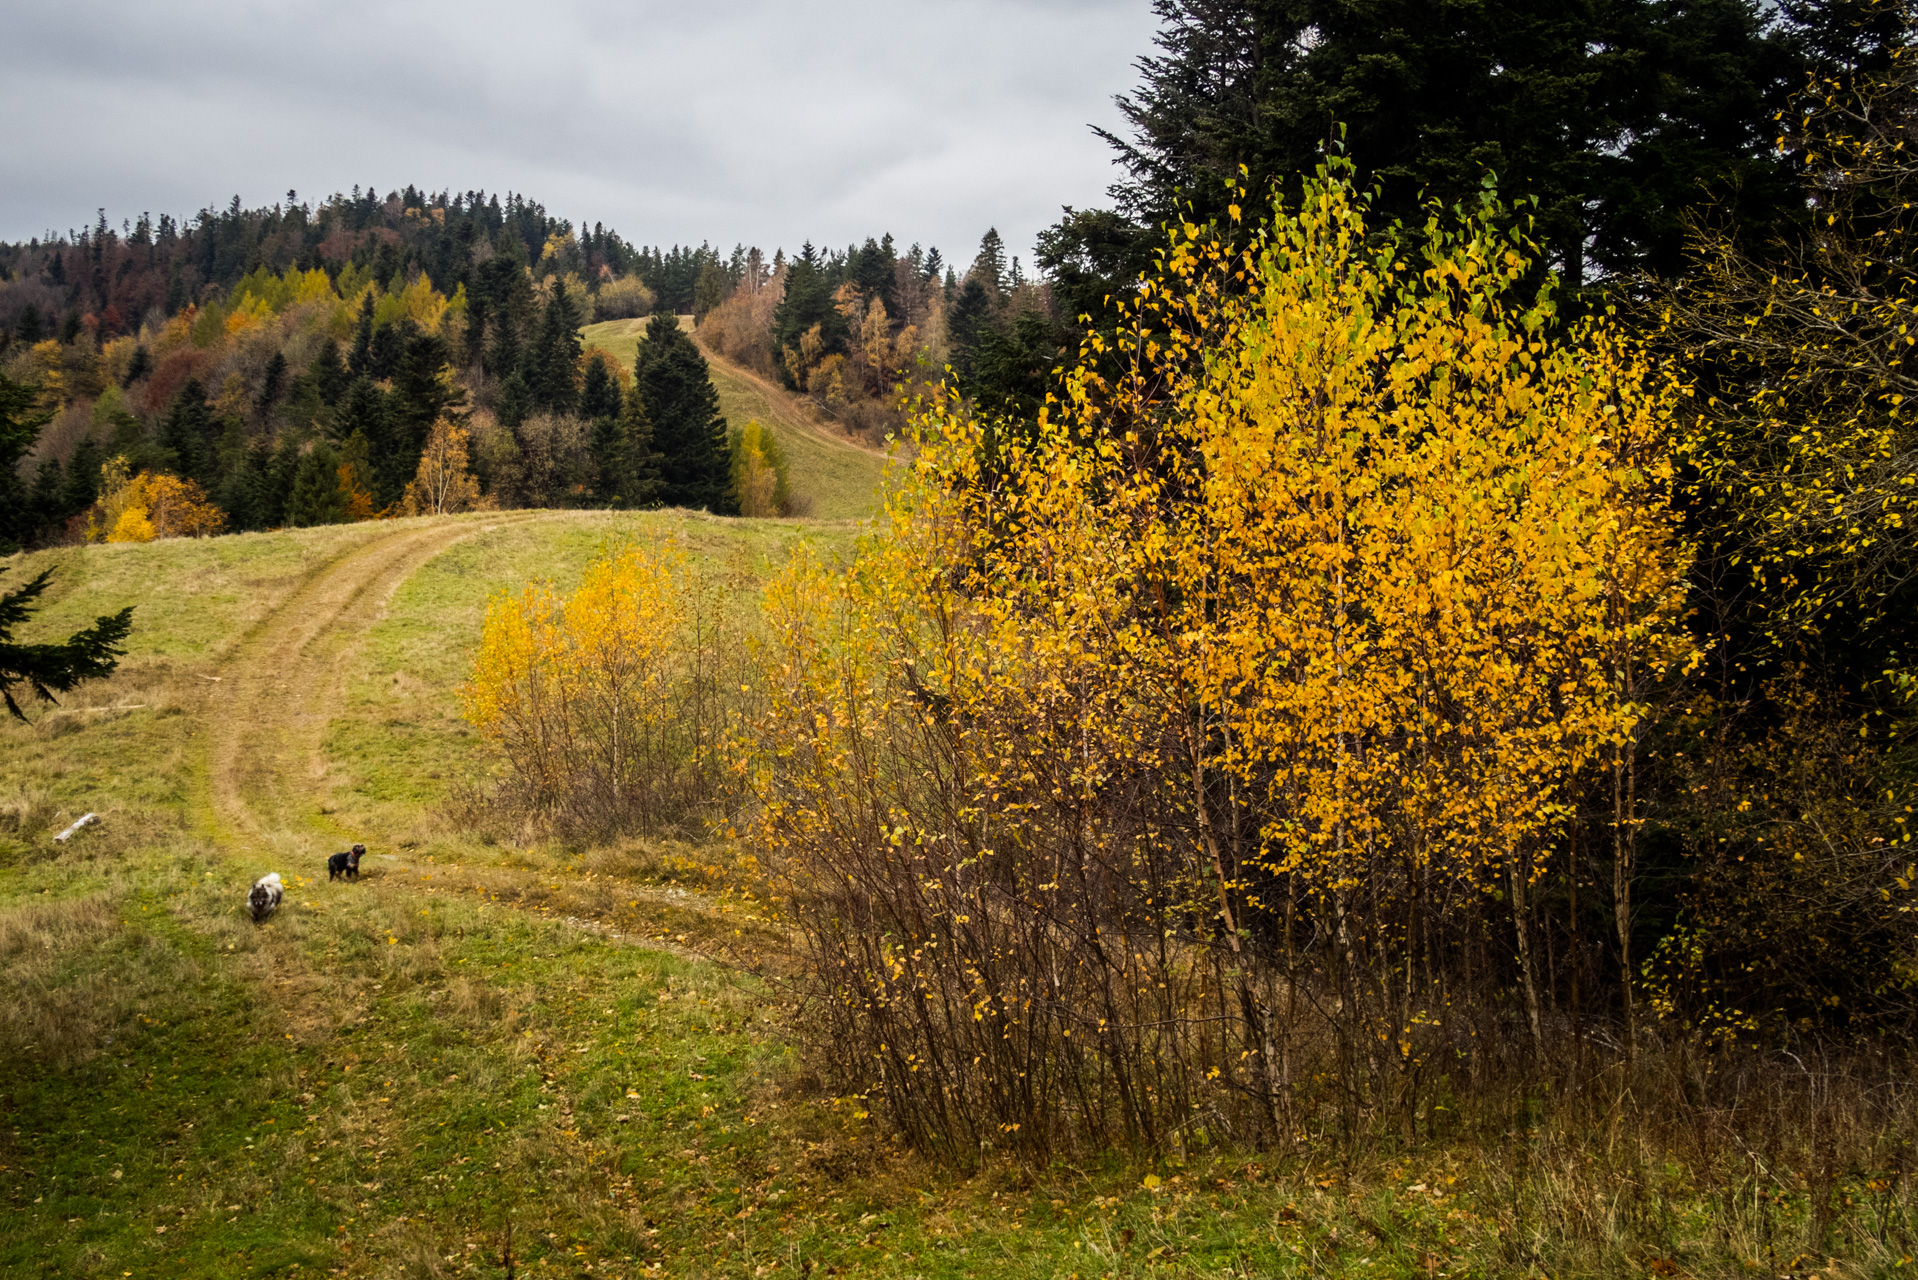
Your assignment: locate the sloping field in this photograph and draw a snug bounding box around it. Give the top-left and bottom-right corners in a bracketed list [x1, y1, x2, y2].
[3, 517, 1833, 1279]
[1, 518, 1364, 1280]
[582, 317, 891, 520]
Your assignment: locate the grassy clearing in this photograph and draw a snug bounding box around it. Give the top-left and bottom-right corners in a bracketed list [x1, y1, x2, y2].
[582, 318, 890, 520]
[4, 522, 1911, 1279]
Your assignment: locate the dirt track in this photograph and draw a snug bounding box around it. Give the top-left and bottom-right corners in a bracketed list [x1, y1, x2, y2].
[204, 514, 542, 855]
[195, 510, 727, 958]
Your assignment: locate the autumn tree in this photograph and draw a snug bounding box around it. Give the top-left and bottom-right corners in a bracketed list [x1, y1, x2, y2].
[749, 162, 1690, 1157]
[88, 457, 228, 542]
[460, 540, 743, 835]
[400, 417, 486, 515]
[1664, 21, 1918, 642]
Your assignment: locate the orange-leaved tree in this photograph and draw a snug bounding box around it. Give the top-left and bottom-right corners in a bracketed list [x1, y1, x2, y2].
[747, 159, 1693, 1159]
[88, 457, 227, 543]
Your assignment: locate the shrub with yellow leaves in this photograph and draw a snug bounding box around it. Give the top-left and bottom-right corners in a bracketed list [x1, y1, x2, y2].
[747, 159, 1693, 1161]
[461, 538, 747, 837]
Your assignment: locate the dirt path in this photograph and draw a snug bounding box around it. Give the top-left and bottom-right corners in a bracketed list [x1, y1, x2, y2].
[196, 510, 730, 960]
[204, 514, 541, 857]
[690, 331, 888, 461]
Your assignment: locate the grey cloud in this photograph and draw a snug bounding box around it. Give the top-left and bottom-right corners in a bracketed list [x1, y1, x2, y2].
[0, 0, 1158, 262]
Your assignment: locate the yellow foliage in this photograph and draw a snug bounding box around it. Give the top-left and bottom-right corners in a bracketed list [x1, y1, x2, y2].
[400, 418, 487, 516]
[107, 505, 156, 544]
[222, 296, 274, 336]
[339, 463, 379, 521]
[90, 461, 227, 543]
[460, 541, 729, 832]
[374, 273, 449, 333]
[744, 162, 1695, 1147]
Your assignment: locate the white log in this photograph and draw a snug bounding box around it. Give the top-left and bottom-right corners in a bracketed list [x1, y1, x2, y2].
[53, 812, 100, 842]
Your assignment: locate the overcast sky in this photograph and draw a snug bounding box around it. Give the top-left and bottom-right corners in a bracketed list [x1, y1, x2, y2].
[0, 0, 1158, 267]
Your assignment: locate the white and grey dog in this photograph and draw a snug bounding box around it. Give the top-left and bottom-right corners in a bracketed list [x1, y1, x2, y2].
[248, 872, 284, 923]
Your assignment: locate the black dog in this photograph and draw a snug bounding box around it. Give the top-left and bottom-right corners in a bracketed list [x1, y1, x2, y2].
[327, 842, 365, 882]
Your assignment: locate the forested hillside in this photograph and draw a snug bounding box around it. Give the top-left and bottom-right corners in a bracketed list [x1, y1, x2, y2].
[0, 186, 1064, 550]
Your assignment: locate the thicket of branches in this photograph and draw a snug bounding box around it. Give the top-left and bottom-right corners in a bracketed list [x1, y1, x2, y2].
[741, 164, 1702, 1161]
[459, 538, 754, 840]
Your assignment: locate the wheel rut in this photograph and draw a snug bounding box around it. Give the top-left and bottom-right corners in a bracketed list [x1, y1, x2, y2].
[204, 514, 542, 858]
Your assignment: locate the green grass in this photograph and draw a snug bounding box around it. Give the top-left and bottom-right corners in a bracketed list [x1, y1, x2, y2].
[5, 523, 1910, 1279]
[582, 318, 891, 521]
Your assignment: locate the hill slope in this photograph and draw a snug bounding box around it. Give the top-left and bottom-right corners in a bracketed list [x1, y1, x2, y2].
[3, 518, 1825, 1280]
[582, 318, 890, 521]
[0, 519, 1331, 1280]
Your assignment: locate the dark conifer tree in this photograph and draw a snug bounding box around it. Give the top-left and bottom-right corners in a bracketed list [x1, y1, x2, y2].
[155, 379, 218, 486]
[367, 317, 409, 381]
[0, 371, 52, 553]
[14, 304, 44, 344]
[388, 329, 463, 503]
[494, 371, 530, 431]
[121, 343, 152, 388]
[770, 244, 848, 387]
[946, 278, 995, 380]
[333, 377, 398, 504]
[347, 293, 376, 377]
[255, 351, 288, 420]
[285, 442, 348, 526]
[521, 281, 582, 415]
[58, 311, 82, 345]
[59, 438, 103, 519]
[632, 313, 734, 514]
[1043, 0, 1808, 303]
[261, 436, 303, 527]
[580, 357, 622, 424]
[593, 390, 664, 508]
[26, 458, 63, 545]
[312, 338, 349, 405]
[214, 441, 270, 531]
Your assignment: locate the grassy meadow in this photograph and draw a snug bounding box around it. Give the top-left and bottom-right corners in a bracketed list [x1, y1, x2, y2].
[581, 317, 891, 520]
[3, 512, 1908, 1279]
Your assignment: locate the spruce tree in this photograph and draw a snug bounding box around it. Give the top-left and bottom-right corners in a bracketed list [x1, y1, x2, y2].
[26, 457, 62, 546]
[389, 329, 462, 503]
[261, 436, 304, 527]
[632, 313, 733, 513]
[347, 293, 376, 377]
[0, 371, 52, 553]
[591, 391, 664, 508]
[255, 351, 288, 418]
[285, 441, 349, 526]
[1046, 0, 1808, 298]
[215, 442, 269, 531]
[970, 229, 1007, 296]
[59, 438, 103, 519]
[1, 568, 133, 723]
[580, 357, 623, 423]
[521, 280, 582, 415]
[311, 339, 349, 405]
[155, 379, 218, 486]
[121, 344, 151, 388]
[333, 376, 398, 503]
